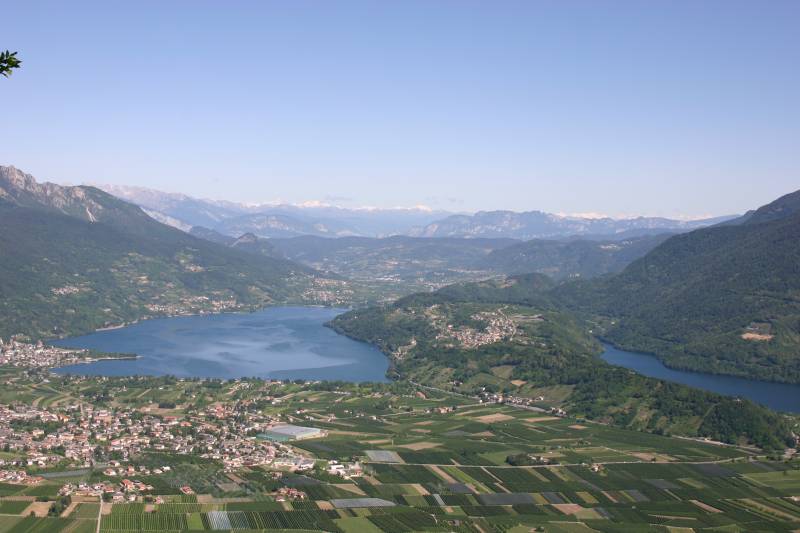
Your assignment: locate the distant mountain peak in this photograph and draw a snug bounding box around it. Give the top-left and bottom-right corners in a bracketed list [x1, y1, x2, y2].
[233, 232, 259, 244]
[87, 178, 743, 241]
[409, 209, 738, 240]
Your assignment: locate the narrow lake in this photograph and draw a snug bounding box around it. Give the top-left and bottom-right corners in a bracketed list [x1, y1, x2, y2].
[52, 307, 389, 382]
[601, 343, 800, 413]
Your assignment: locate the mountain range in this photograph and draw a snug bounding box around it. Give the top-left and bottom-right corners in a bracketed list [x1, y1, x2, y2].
[98, 184, 734, 240]
[6, 163, 799, 386]
[0, 166, 347, 340]
[98, 184, 450, 238]
[410, 210, 736, 240]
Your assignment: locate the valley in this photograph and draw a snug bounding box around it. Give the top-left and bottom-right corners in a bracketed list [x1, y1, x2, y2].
[0, 370, 798, 532]
[3, 4, 798, 530]
[1, 165, 799, 533]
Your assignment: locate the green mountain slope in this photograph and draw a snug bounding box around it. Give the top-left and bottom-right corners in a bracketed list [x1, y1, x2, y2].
[556, 191, 800, 383]
[330, 284, 795, 450]
[270, 235, 513, 280]
[0, 166, 347, 340]
[262, 233, 662, 292]
[480, 234, 670, 279]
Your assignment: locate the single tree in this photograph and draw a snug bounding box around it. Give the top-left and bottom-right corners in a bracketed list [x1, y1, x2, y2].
[0, 51, 22, 77]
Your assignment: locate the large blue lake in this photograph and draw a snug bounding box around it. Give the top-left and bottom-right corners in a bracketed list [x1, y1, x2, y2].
[53, 307, 389, 382]
[601, 343, 800, 413]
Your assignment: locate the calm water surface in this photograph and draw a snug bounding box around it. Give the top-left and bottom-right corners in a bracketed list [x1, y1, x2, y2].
[53, 307, 388, 382]
[52, 313, 800, 410]
[601, 343, 800, 413]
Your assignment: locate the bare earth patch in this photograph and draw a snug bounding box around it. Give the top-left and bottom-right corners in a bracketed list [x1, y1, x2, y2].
[428, 465, 457, 484]
[475, 413, 514, 423]
[691, 500, 722, 513]
[741, 332, 774, 341]
[569, 424, 588, 430]
[553, 503, 585, 515]
[510, 379, 527, 386]
[60, 501, 79, 517]
[553, 504, 604, 520]
[472, 431, 495, 437]
[409, 483, 429, 495]
[399, 441, 441, 450]
[27, 502, 53, 517]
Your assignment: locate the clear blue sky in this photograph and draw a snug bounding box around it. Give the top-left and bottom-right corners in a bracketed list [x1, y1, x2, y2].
[2, 1, 798, 217]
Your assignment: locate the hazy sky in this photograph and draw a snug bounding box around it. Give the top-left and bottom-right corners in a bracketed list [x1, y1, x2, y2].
[2, 1, 798, 217]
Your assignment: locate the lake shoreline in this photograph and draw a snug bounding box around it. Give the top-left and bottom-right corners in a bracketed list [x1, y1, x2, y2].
[51, 306, 389, 383]
[598, 337, 800, 386]
[600, 342, 800, 413]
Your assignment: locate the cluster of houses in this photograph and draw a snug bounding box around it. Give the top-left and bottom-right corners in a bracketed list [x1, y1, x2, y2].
[301, 278, 354, 306]
[103, 462, 171, 477]
[143, 294, 240, 317]
[0, 403, 88, 466]
[59, 479, 154, 501]
[0, 366, 389, 505]
[0, 338, 92, 368]
[0, 469, 42, 485]
[436, 309, 518, 349]
[0, 388, 328, 486]
[272, 486, 307, 501]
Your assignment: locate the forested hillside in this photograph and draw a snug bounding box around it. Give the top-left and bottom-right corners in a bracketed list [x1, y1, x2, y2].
[556, 191, 800, 383]
[330, 287, 795, 450]
[480, 234, 670, 279]
[0, 166, 349, 340]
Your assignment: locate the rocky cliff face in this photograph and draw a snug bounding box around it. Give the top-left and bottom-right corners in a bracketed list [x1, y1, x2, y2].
[1, 166, 122, 224]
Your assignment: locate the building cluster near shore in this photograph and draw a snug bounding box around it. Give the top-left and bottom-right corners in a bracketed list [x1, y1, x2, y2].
[0, 338, 94, 368]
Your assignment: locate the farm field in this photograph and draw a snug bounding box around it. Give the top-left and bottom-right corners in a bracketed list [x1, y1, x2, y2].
[11, 400, 794, 532]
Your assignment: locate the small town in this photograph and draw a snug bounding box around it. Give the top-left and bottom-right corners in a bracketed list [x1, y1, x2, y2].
[0, 338, 100, 368]
[430, 307, 520, 349]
